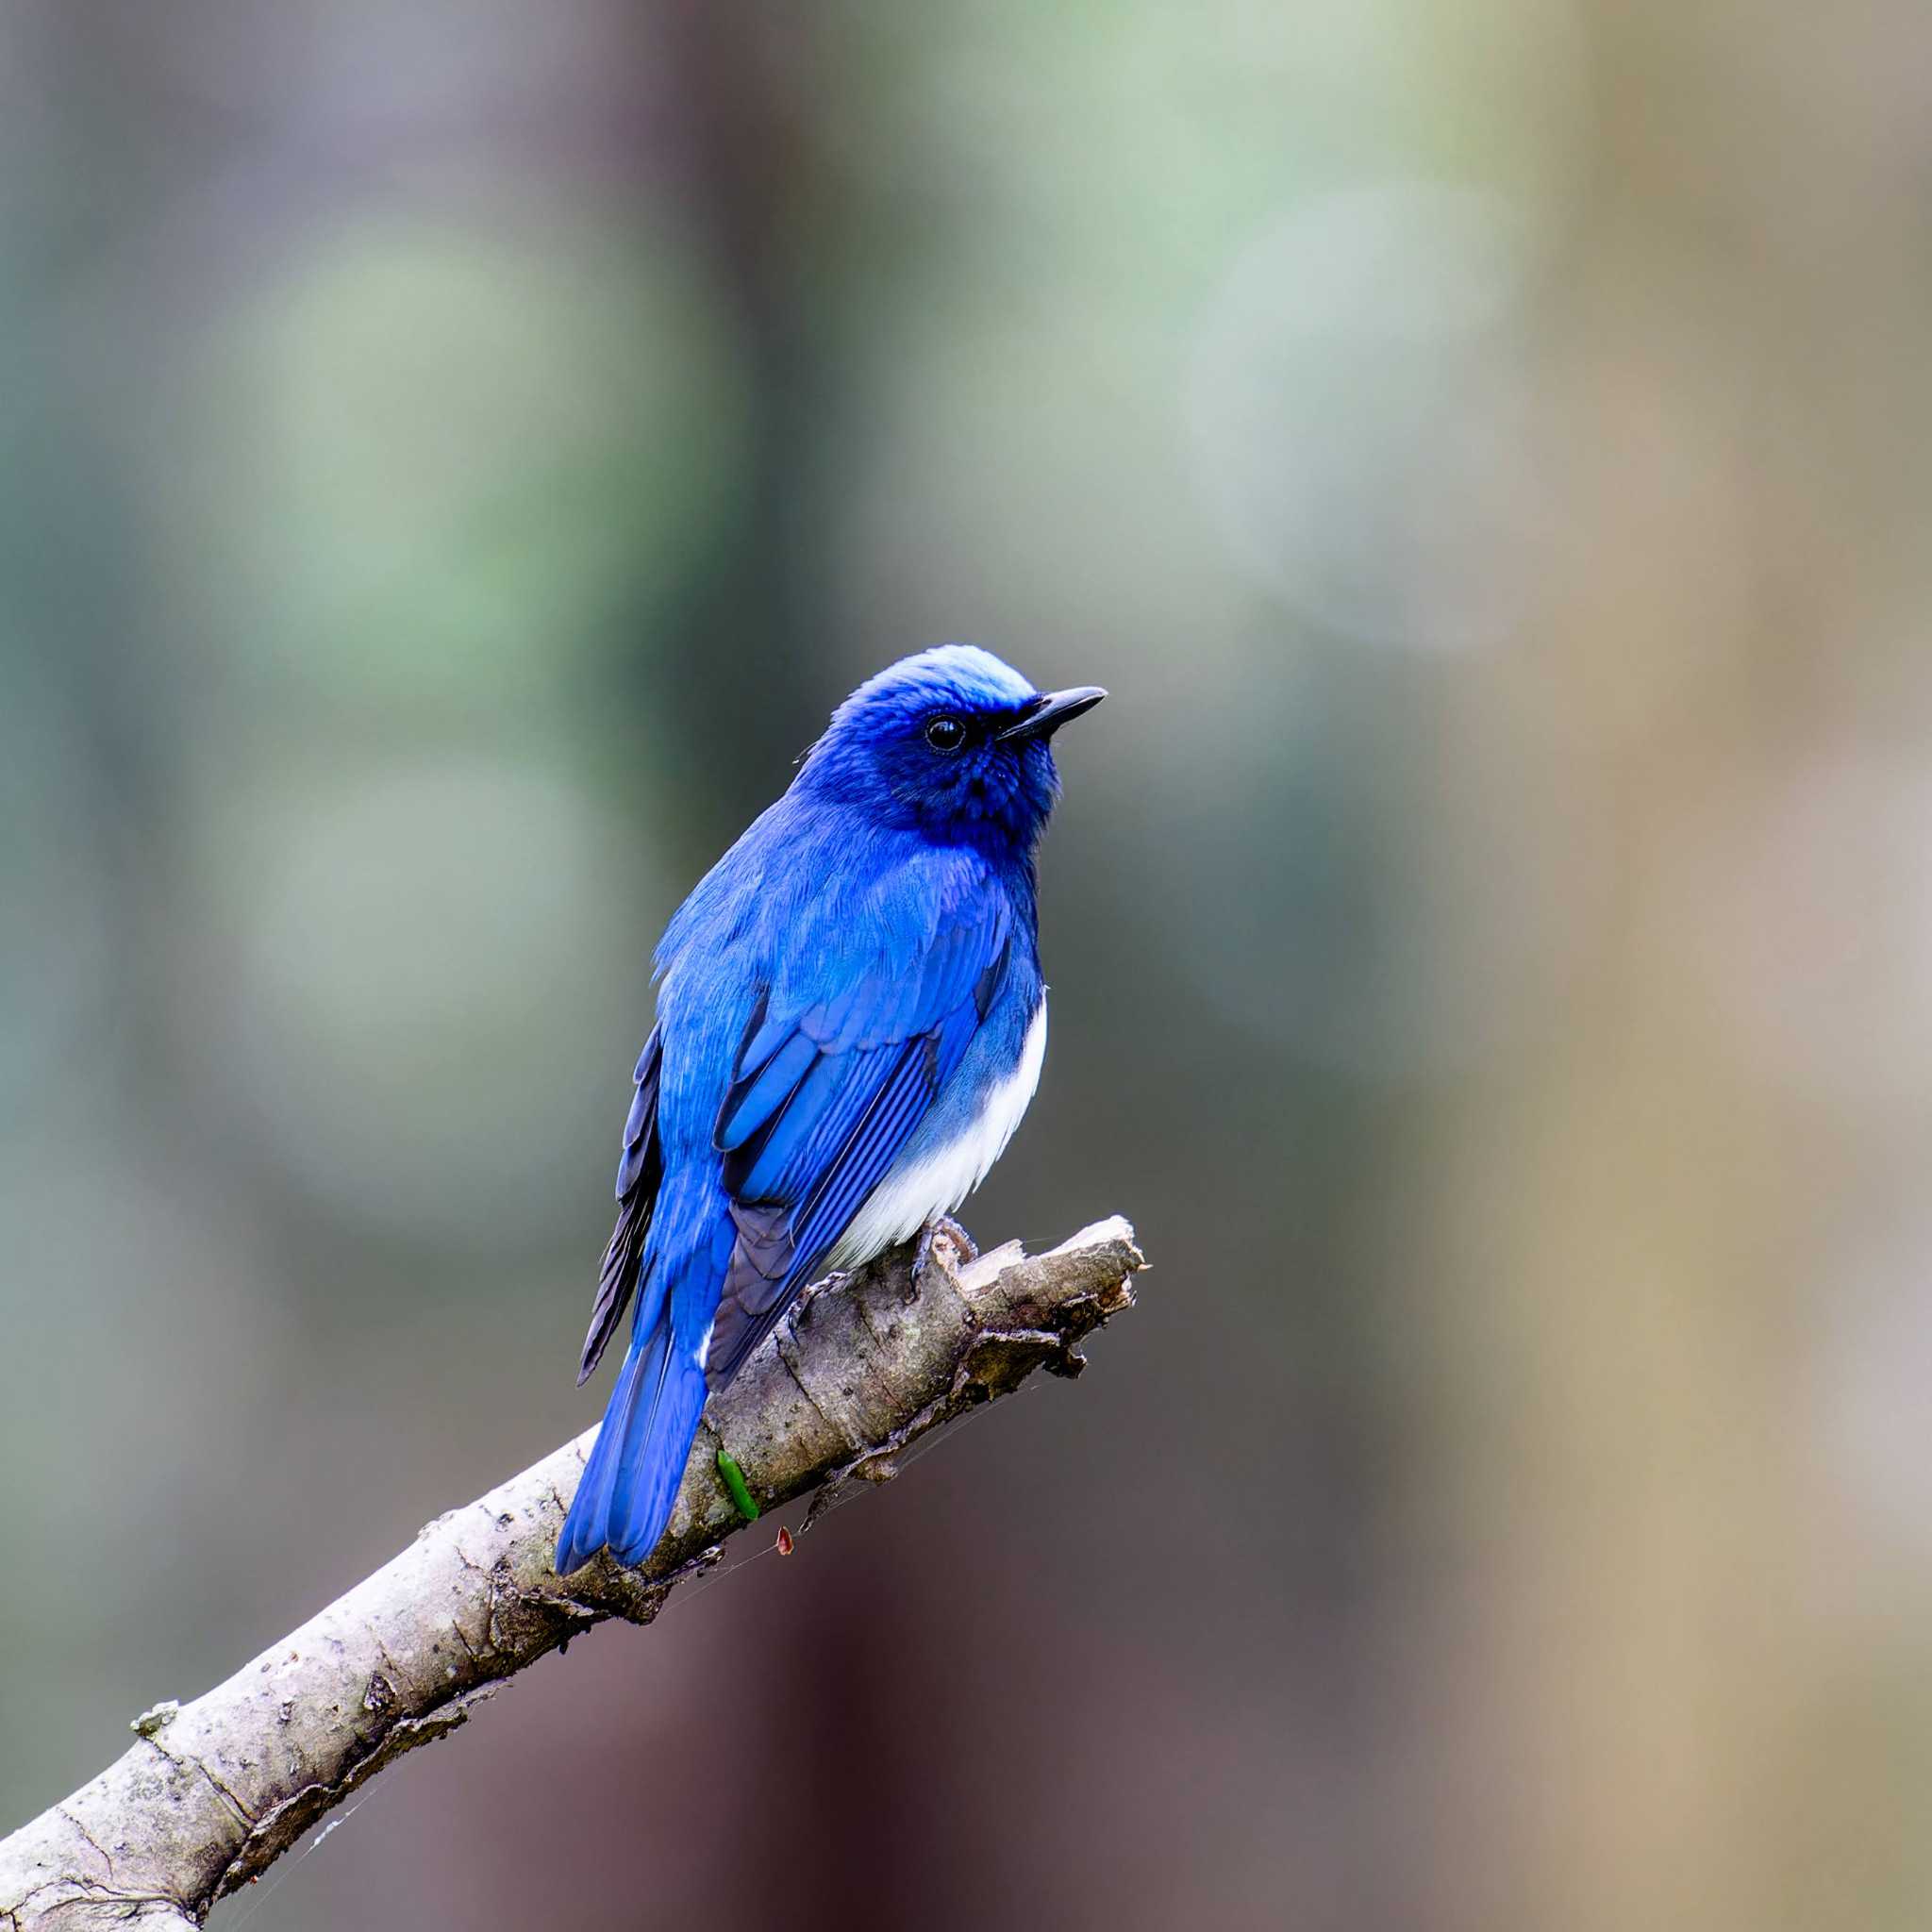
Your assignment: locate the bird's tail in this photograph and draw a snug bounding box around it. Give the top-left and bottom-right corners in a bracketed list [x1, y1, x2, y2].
[556, 1323, 709, 1574]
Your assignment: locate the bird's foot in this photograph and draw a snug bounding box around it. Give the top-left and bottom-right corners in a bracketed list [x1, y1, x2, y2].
[791, 1271, 850, 1325]
[909, 1215, 978, 1302]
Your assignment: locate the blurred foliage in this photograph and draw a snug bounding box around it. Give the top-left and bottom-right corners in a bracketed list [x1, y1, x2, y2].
[4, 0, 1932, 1927]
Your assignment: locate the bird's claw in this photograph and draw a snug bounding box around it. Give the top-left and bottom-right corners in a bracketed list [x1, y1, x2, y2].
[791, 1272, 849, 1328]
[909, 1215, 978, 1301]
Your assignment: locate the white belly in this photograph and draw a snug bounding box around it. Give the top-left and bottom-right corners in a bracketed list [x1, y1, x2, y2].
[827, 1002, 1048, 1272]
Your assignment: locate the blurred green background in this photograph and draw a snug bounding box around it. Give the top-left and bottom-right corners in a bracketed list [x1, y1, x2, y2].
[6, 1, 1932, 1927]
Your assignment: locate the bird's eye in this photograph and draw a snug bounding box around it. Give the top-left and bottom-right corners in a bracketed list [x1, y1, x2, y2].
[924, 715, 968, 754]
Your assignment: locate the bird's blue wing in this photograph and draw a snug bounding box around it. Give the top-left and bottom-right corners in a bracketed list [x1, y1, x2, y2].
[702, 862, 1016, 1387]
[577, 1024, 663, 1385]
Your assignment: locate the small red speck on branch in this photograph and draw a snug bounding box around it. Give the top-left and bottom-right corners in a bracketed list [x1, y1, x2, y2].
[775, 1526, 794, 1557]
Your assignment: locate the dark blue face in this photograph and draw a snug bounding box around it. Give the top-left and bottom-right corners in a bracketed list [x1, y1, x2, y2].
[799, 646, 1105, 853]
[869, 696, 1062, 843]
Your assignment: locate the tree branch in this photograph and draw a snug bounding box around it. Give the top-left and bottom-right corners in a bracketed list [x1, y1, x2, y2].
[0, 1218, 1144, 1930]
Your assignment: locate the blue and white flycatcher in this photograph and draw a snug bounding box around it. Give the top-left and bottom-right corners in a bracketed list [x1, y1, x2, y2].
[556, 647, 1104, 1574]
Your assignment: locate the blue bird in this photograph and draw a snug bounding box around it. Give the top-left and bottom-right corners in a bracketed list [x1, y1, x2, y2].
[555, 647, 1105, 1574]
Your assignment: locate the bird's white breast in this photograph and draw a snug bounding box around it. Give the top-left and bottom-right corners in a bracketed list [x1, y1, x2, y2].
[827, 1001, 1048, 1273]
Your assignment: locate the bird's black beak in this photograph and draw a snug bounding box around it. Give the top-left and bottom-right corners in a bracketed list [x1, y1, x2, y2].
[998, 685, 1108, 742]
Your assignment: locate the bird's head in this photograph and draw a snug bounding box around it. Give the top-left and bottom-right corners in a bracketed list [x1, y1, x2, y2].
[798, 646, 1106, 853]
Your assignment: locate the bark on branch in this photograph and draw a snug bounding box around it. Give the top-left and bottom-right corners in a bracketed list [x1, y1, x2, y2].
[0, 1218, 1144, 1930]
